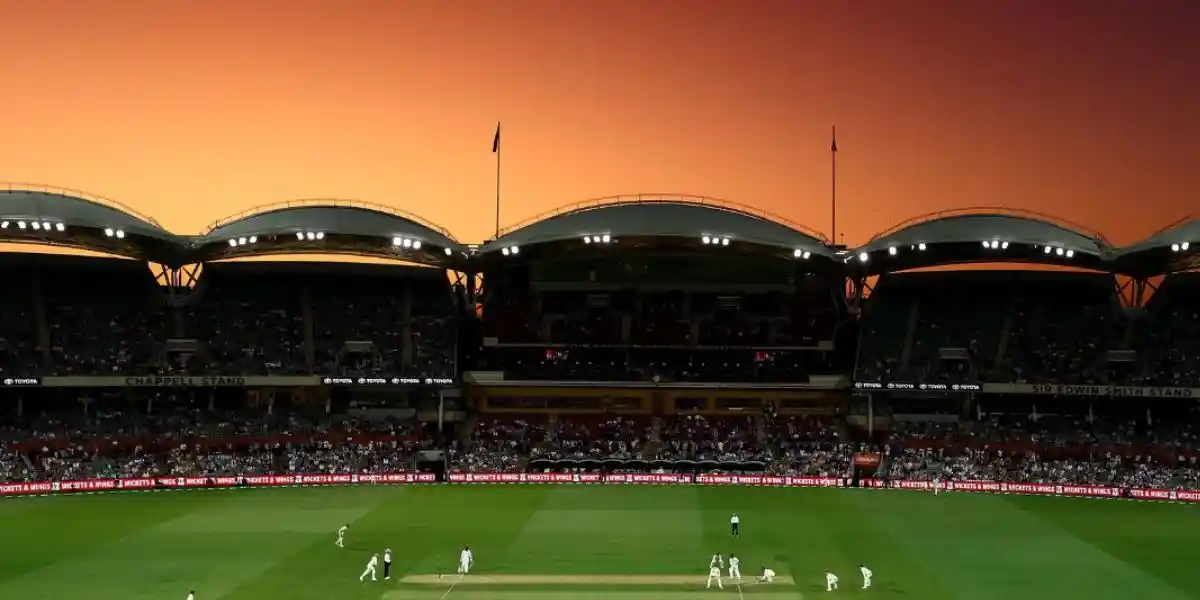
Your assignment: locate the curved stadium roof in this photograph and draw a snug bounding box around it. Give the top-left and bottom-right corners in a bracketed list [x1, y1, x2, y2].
[0, 185, 176, 243]
[858, 208, 1112, 257]
[1, 184, 1197, 275]
[199, 199, 463, 250]
[480, 194, 834, 256]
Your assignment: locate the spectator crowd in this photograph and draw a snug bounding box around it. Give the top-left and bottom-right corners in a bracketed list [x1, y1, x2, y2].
[0, 258, 458, 380]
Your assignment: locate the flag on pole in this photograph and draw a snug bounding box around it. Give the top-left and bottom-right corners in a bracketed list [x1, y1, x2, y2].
[492, 123, 501, 153]
[831, 126, 837, 152]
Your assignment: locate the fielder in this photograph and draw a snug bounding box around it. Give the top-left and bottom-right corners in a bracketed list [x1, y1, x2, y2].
[384, 549, 393, 580]
[730, 513, 740, 537]
[359, 554, 379, 582]
[186, 592, 196, 600]
[825, 570, 839, 591]
[758, 567, 775, 583]
[933, 478, 941, 496]
[707, 564, 724, 589]
[336, 524, 349, 547]
[710, 553, 724, 570]
[458, 545, 474, 574]
[728, 554, 742, 580]
[860, 565, 872, 589]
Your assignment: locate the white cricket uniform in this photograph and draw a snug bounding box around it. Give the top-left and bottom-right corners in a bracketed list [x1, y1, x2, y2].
[826, 572, 839, 591]
[337, 526, 347, 547]
[707, 566, 724, 589]
[933, 478, 941, 496]
[360, 555, 378, 581]
[729, 556, 741, 580]
[760, 568, 775, 583]
[860, 566, 873, 589]
[187, 594, 195, 600]
[458, 549, 474, 574]
[710, 554, 724, 569]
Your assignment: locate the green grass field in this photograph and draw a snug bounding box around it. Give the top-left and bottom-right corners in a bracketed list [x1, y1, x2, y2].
[1, 484, 1198, 600]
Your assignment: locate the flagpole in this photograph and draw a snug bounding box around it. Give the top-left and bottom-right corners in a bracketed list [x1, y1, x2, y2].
[493, 123, 502, 239]
[831, 126, 838, 244]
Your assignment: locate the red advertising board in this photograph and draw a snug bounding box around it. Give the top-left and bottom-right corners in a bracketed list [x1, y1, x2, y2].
[0, 471, 1195, 506]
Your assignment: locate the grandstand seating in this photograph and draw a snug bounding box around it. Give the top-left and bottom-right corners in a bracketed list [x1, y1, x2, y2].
[856, 271, 1128, 386]
[0, 258, 457, 378]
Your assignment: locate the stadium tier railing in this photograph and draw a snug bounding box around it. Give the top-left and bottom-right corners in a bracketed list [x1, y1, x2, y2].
[1, 472, 1196, 504]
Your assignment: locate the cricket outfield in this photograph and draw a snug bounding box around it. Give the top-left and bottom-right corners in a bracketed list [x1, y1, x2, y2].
[0, 483, 1196, 600]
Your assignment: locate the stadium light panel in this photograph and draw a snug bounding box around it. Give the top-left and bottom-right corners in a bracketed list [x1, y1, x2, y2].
[55, 223, 65, 232]
[1183, 242, 1191, 251]
[511, 245, 520, 255]
[228, 239, 238, 247]
[720, 237, 730, 246]
[583, 235, 592, 243]
[237, 237, 247, 246]
[297, 232, 306, 241]
[702, 235, 712, 244]
[601, 234, 611, 243]
[31, 222, 41, 230]
[17, 221, 26, 229]
[1044, 245, 1052, 254]
[887, 246, 897, 256]
[115, 229, 125, 239]
[42, 222, 51, 231]
[1065, 250, 1075, 258]
[444, 247, 452, 256]
[1001, 242, 1009, 249]
[248, 236, 257, 244]
[315, 232, 324, 240]
[412, 240, 421, 250]
[858, 252, 869, 263]
[0, 221, 7, 229]
[1055, 247, 1064, 256]
[917, 243, 926, 251]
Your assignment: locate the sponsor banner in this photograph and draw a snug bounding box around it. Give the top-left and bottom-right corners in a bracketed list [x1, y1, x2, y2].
[321, 377, 456, 386]
[28, 375, 456, 388]
[1, 473, 1196, 505]
[871, 479, 1196, 502]
[1, 376, 41, 387]
[854, 452, 881, 468]
[854, 381, 982, 392]
[0, 472, 434, 496]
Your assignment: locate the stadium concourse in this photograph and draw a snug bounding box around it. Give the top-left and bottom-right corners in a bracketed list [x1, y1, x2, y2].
[1, 188, 1200, 496]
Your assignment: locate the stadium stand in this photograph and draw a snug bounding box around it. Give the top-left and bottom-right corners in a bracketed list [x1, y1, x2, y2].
[3, 190, 1200, 498]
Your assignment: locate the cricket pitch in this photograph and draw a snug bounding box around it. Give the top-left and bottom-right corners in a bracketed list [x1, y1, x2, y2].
[398, 574, 796, 585]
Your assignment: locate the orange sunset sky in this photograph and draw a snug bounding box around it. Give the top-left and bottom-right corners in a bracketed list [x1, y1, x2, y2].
[1, 0, 1197, 250]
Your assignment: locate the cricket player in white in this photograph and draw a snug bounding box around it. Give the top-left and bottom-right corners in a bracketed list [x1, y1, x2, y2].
[860, 565, 872, 589]
[360, 554, 378, 582]
[186, 592, 196, 600]
[825, 571, 839, 591]
[728, 554, 742, 580]
[933, 478, 941, 496]
[707, 564, 724, 589]
[758, 568, 775, 583]
[336, 524, 348, 547]
[710, 553, 724, 570]
[458, 546, 474, 574]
